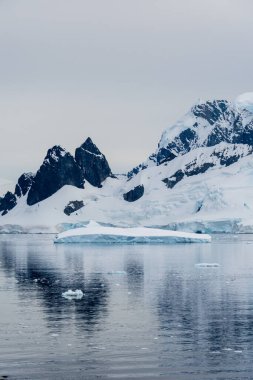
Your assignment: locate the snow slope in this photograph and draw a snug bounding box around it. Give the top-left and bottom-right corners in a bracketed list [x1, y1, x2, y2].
[2, 150, 253, 234]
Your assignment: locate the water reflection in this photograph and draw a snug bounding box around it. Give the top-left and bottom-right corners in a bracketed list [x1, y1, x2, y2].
[124, 253, 144, 298]
[1, 235, 253, 379]
[157, 267, 253, 356]
[0, 237, 109, 333]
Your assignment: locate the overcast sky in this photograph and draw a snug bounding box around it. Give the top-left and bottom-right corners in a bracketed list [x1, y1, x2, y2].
[0, 0, 253, 181]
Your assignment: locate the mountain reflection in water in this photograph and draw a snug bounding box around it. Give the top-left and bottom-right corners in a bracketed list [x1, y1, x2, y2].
[0, 234, 253, 379]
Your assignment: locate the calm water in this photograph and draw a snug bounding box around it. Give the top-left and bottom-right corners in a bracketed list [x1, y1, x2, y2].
[1, 235, 253, 379]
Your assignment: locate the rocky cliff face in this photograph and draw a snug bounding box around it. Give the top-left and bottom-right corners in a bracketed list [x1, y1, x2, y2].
[75, 137, 113, 188]
[0, 138, 114, 213]
[15, 173, 34, 198]
[0, 192, 17, 216]
[27, 146, 85, 206]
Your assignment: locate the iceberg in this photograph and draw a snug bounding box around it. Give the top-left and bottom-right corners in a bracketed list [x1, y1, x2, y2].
[195, 263, 220, 268]
[62, 289, 84, 299]
[54, 221, 211, 244]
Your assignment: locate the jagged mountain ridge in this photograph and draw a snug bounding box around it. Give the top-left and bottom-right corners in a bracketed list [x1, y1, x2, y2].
[128, 98, 253, 177]
[2, 93, 253, 233]
[0, 137, 113, 215]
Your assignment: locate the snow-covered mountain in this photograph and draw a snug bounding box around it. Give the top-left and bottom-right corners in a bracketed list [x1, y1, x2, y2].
[2, 93, 253, 233]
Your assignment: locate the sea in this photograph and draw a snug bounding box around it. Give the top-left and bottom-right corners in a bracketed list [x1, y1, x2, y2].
[1, 234, 253, 379]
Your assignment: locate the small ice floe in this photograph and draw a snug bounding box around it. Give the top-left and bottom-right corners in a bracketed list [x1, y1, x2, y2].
[234, 350, 243, 353]
[107, 271, 127, 275]
[246, 241, 253, 244]
[62, 289, 84, 300]
[195, 263, 220, 268]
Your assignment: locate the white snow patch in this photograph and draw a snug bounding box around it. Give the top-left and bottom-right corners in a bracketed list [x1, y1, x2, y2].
[235, 92, 253, 113]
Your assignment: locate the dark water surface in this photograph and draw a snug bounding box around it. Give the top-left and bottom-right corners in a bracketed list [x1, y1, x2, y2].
[1, 234, 253, 379]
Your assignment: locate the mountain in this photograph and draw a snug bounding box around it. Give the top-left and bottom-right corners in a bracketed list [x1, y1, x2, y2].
[0, 138, 113, 216]
[2, 93, 253, 233]
[27, 146, 84, 206]
[128, 98, 253, 177]
[75, 137, 113, 187]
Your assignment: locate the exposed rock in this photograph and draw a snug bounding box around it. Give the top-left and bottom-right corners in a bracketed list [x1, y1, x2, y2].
[129, 99, 253, 177]
[15, 172, 34, 198]
[192, 100, 229, 125]
[162, 170, 184, 188]
[123, 185, 144, 202]
[75, 137, 113, 187]
[0, 191, 17, 215]
[64, 200, 84, 216]
[27, 146, 84, 206]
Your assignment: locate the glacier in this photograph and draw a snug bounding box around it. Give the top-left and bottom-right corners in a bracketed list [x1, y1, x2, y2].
[54, 221, 211, 244]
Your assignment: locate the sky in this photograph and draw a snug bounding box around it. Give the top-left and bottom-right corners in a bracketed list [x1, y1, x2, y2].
[0, 0, 253, 181]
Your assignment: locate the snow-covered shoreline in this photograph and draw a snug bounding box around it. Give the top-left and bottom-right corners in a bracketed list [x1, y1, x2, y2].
[1, 217, 253, 235]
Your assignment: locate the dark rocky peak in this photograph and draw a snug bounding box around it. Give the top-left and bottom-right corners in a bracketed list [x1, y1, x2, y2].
[15, 172, 34, 198]
[43, 145, 68, 165]
[75, 137, 113, 188]
[191, 100, 230, 125]
[27, 145, 84, 206]
[79, 137, 103, 156]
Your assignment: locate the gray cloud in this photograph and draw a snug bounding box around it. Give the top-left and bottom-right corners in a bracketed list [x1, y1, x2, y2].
[0, 0, 252, 180]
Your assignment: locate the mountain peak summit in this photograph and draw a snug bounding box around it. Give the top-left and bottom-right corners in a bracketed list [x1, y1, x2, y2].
[79, 137, 102, 156]
[75, 138, 113, 187]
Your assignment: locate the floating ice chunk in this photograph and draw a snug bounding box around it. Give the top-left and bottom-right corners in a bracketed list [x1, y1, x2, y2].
[62, 289, 84, 300]
[107, 271, 127, 275]
[54, 222, 211, 244]
[195, 263, 220, 268]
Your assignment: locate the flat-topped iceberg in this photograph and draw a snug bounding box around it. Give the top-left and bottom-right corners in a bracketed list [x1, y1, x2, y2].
[54, 221, 211, 244]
